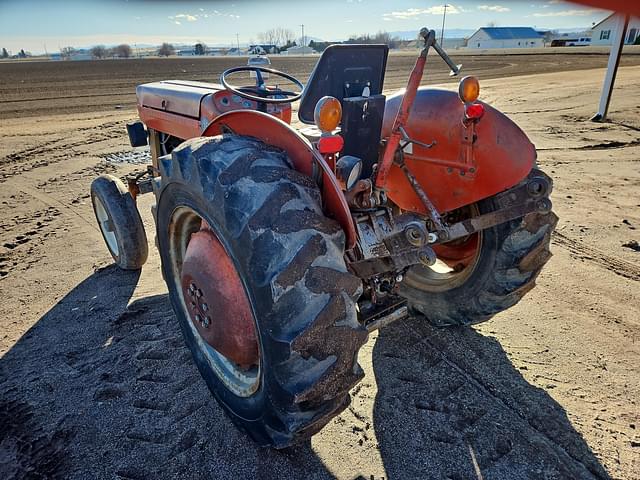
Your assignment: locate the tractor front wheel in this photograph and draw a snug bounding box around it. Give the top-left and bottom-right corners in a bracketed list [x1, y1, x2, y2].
[400, 189, 558, 326]
[155, 135, 367, 447]
[90, 174, 148, 270]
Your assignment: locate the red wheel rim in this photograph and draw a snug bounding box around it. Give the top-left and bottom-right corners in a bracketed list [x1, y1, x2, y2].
[180, 223, 259, 369]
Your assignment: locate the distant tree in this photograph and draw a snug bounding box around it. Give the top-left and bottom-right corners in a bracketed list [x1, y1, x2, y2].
[635, 36, 640, 45]
[1, 48, 8, 58]
[158, 42, 175, 57]
[487, 21, 498, 28]
[60, 46, 76, 60]
[308, 40, 331, 52]
[282, 40, 297, 51]
[90, 45, 107, 59]
[345, 31, 400, 48]
[18, 49, 27, 58]
[195, 42, 206, 55]
[114, 44, 132, 58]
[257, 27, 296, 49]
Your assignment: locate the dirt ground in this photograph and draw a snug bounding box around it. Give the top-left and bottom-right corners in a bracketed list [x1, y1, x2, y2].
[0, 54, 639, 479]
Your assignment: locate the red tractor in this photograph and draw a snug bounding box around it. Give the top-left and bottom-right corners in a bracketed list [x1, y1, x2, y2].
[90, 29, 557, 447]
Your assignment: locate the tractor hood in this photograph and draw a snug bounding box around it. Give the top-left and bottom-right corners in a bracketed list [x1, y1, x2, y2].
[136, 80, 223, 119]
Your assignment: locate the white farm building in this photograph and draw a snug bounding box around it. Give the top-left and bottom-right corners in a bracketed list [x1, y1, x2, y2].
[591, 13, 640, 45]
[467, 27, 543, 49]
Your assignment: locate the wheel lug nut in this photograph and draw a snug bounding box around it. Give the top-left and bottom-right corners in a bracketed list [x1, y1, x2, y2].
[196, 289, 203, 298]
[195, 314, 201, 324]
[203, 316, 211, 328]
[201, 303, 208, 312]
[190, 301, 196, 310]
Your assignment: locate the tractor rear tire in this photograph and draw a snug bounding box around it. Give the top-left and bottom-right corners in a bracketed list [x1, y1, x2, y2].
[155, 135, 367, 448]
[90, 174, 148, 270]
[400, 194, 558, 326]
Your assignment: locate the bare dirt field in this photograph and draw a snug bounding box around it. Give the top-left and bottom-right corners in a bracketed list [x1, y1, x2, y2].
[0, 53, 639, 479]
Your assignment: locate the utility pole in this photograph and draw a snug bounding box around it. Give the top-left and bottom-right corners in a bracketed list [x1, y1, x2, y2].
[440, 4, 449, 46]
[300, 24, 305, 56]
[591, 13, 629, 122]
[236, 33, 240, 53]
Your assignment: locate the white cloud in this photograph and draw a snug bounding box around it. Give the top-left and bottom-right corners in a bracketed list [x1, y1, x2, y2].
[533, 8, 602, 16]
[383, 5, 463, 20]
[168, 10, 239, 24]
[478, 5, 510, 13]
[172, 14, 197, 21]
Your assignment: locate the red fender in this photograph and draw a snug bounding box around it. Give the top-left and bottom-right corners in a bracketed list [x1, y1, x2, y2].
[202, 110, 356, 249]
[381, 88, 535, 214]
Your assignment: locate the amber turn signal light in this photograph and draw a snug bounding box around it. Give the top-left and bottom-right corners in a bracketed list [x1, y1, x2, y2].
[458, 76, 480, 103]
[314, 96, 342, 133]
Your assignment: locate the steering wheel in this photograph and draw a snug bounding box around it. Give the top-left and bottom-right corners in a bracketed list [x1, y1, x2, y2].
[220, 66, 304, 104]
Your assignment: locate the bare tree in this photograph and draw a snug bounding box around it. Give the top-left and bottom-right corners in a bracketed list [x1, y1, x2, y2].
[1, 48, 9, 58]
[60, 46, 75, 60]
[281, 28, 295, 46]
[90, 45, 107, 59]
[114, 44, 132, 58]
[345, 31, 400, 48]
[261, 29, 278, 46]
[257, 27, 296, 50]
[158, 43, 175, 57]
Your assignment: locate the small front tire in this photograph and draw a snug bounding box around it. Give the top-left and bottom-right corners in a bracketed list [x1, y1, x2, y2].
[90, 174, 148, 270]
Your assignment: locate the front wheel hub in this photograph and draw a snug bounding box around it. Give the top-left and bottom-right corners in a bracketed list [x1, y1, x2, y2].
[180, 226, 259, 369]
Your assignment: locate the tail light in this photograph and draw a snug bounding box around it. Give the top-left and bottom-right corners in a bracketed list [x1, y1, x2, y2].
[317, 134, 344, 154]
[464, 102, 485, 121]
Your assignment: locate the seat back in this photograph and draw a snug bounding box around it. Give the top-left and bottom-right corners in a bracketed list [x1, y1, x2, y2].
[298, 44, 389, 124]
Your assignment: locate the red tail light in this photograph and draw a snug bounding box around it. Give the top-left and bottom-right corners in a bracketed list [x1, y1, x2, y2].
[318, 134, 344, 154]
[464, 102, 485, 121]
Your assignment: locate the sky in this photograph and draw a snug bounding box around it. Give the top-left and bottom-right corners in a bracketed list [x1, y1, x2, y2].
[0, 0, 610, 54]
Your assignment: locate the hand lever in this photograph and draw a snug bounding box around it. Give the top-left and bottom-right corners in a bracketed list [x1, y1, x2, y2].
[418, 27, 462, 76]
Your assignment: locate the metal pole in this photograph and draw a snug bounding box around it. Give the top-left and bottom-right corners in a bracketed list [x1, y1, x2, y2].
[591, 13, 629, 122]
[300, 24, 305, 56]
[440, 4, 448, 46]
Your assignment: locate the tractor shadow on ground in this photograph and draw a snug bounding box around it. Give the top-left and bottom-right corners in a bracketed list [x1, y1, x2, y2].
[0, 266, 334, 480]
[0, 265, 611, 479]
[370, 316, 611, 479]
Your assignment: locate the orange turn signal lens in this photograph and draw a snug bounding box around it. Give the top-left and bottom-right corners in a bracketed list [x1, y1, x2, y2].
[314, 96, 342, 132]
[458, 76, 480, 103]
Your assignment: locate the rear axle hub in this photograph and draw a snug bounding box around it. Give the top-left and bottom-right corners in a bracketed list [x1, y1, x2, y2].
[180, 226, 259, 369]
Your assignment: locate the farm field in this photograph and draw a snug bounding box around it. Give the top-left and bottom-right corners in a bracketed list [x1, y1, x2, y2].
[2, 50, 640, 118]
[0, 52, 639, 479]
